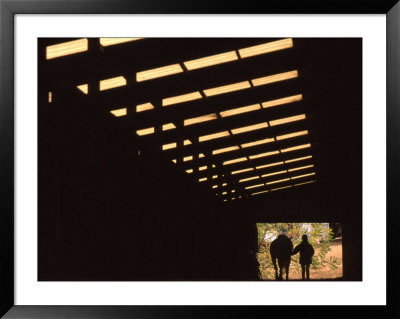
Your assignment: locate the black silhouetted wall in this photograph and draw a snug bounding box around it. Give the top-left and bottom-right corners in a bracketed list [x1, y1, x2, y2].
[38, 86, 255, 280]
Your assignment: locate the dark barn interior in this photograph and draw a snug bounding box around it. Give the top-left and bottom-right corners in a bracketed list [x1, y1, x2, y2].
[38, 38, 362, 281]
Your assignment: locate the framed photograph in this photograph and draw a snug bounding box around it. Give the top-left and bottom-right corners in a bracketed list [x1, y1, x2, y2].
[1, 0, 399, 318]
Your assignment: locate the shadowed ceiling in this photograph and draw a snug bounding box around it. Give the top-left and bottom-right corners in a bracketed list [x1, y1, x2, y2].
[41, 37, 361, 204]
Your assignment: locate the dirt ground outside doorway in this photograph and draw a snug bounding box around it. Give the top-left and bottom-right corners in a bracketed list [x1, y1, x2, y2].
[260, 239, 343, 280]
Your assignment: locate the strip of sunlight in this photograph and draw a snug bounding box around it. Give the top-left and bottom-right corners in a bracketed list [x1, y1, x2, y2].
[136, 127, 154, 136]
[291, 172, 316, 180]
[186, 169, 193, 174]
[222, 183, 227, 187]
[184, 51, 238, 70]
[249, 150, 279, 160]
[184, 113, 218, 126]
[266, 178, 290, 185]
[262, 170, 287, 178]
[222, 191, 227, 195]
[199, 131, 230, 142]
[231, 122, 268, 135]
[199, 177, 207, 182]
[99, 76, 127, 91]
[199, 153, 205, 158]
[231, 190, 236, 193]
[239, 176, 260, 183]
[137, 64, 184, 82]
[212, 164, 216, 168]
[136, 102, 154, 112]
[172, 159, 177, 164]
[231, 167, 254, 175]
[77, 84, 88, 94]
[162, 142, 177, 150]
[251, 190, 269, 196]
[288, 165, 314, 172]
[163, 91, 202, 107]
[252, 70, 298, 87]
[256, 161, 284, 170]
[220, 103, 261, 118]
[262, 94, 303, 109]
[212, 146, 239, 155]
[238, 38, 293, 58]
[285, 155, 312, 163]
[48, 92, 52, 103]
[245, 184, 265, 190]
[294, 180, 316, 186]
[212, 185, 218, 189]
[269, 114, 306, 126]
[276, 130, 308, 141]
[212, 175, 218, 179]
[271, 185, 292, 192]
[203, 81, 251, 97]
[162, 123, 176, 131]
[184, 139, 192, 146]
[223, 157, 247, 166]
[110, 108, 127, 117]
[46, 38, 88, 60]
[199, 166, 207, 171]
[184, 156, 193, 162]
[231, 197, 236, 200]
[100, 38, 141, 46]
[280, 143, 311, 153]
[241, 137, 275, 149]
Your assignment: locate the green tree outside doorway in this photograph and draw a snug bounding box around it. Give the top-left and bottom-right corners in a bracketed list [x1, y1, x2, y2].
[257, 223, 340, 280]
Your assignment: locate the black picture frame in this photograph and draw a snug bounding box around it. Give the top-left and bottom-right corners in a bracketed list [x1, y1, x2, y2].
[1, 0, 399, 317]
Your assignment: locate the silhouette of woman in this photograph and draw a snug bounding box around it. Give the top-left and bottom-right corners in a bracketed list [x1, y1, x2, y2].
[292, 234, 314, 280]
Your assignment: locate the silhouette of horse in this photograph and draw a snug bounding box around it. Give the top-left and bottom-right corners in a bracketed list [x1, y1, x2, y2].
[270, 234, 293, 280]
